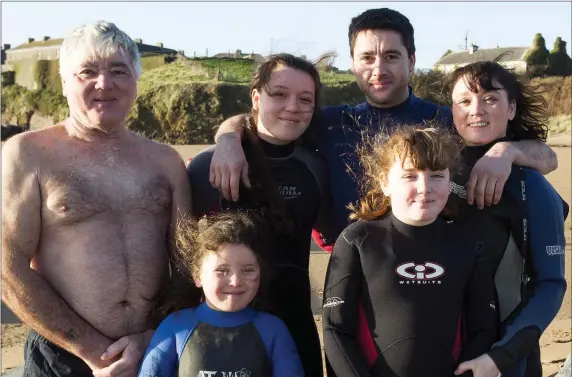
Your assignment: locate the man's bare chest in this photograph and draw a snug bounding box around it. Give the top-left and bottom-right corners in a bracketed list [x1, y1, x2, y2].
[40, 158, 172, 225]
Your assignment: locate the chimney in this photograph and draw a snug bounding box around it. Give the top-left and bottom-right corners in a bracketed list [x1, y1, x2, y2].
[3, 44, 10, 50]
[469, 43, 479, 54]
[134, 38, 142, 44]
[43, 36, 50, 42]
[155, 42, 163, 48]
[28, 38, 35, 43]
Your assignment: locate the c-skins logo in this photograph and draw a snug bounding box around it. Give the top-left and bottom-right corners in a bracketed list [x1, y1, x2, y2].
[396, 261, 445, 285]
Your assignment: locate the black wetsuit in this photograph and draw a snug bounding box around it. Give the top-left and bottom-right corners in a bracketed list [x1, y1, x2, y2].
[187, 140, 330, 377]
[322, 213, 498, 377]
[446, 141, 568, 376]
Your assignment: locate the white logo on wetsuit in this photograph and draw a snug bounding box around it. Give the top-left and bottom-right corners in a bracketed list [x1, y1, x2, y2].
[323, 297, 345, 308]
[197, 369, 251, 377]
[449, 182, 467, 199]
[396, 262, 445, 284]
[278, 185, 301, 199]
[546, 245, 565, 256]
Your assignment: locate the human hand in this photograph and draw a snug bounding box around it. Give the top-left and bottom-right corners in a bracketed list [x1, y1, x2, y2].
[92, 330, 154, 377]
[466, 142, 514, 209]
[209, 133, 250, 201]
[455, 354, 500, 377]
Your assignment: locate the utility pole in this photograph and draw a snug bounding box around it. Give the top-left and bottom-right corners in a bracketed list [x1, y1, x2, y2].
[464, 31, 468, 51]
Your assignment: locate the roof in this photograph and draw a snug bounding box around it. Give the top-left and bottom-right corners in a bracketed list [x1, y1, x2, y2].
[137, 44, 178, 55]
[213, 52, 265, 62]
[12, 38, 65, 50]
[434, 47, 530, 65]
[9, 38, 177, 55]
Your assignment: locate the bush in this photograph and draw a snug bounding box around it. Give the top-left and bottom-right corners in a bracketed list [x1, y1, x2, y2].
[525, 33, 550, 77]
[2, 84, 67, 124]
[547, 37, 572, 76]
[34, 60, 62, 92]
[410, 70, 450, 106]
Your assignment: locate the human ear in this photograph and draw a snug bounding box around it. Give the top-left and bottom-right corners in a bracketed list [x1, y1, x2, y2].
[508, 100, 516, 120]
[252, 89, 261, 111]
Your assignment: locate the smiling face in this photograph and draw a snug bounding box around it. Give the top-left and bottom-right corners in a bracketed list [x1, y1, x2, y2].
[381, 155, 451, 226]
[451, 75, 516, 146]
[351, 29, 415, 108]
[61, 49, 137, 130]
[252, 65, 316, 145]
[194, 243, 261, 312]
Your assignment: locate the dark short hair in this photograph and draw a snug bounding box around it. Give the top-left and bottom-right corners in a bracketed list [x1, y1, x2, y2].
[445, 61, 548, 142]
[348, 8, 416, 57]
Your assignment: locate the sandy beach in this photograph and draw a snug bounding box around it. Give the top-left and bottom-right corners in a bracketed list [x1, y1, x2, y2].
[2, 138, 571, 376]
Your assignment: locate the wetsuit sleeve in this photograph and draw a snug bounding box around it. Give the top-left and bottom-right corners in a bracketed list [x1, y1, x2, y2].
[322, 229, 371, 376]
[310, 152, 337, 252]
[458, 245, 498, 365]
[138, 315, 179, 377]
[253, 313, 305, 377]
[186, 147, 222, 217]
[488, 168, 567, 373]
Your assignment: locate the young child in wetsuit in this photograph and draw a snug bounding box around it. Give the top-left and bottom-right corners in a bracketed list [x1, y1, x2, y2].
[137, 212, 304, 377]
[322, 127, 499, 377]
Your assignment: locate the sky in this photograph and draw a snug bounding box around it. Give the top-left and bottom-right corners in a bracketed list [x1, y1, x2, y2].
[2, 1, 571, 71]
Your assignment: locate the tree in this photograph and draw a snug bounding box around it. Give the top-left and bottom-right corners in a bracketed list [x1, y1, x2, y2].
[525, 33, 550, 77]
[547, 37, 572, 76]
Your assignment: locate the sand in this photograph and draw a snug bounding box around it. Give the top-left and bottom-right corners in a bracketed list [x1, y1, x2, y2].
[2, 140, 571, 376]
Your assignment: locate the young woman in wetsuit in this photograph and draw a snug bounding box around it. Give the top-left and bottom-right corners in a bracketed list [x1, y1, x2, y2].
[187, 53, 332, 376]
[322, 127, 498, 377]
[446, 61, 568, 377]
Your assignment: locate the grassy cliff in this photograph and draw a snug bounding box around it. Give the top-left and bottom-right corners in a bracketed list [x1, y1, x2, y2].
[2, 57, 570, 143]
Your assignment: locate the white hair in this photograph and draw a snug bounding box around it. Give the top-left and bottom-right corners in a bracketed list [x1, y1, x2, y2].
[59, 20, 142, 78]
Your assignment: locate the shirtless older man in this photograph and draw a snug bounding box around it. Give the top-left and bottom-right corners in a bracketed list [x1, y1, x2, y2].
[1, 21, 191, 377]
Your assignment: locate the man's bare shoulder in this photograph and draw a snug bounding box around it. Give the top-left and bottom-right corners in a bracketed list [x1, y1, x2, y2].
[130, 132, 183, 163]
[3, 123, 66, 152]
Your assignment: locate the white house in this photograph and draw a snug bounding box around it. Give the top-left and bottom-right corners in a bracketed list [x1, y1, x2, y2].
[433, 45, 531, 73]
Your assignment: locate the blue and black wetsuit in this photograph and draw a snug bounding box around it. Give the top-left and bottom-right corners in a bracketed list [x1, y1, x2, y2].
[187, 140, 330, 377]
[446, 140, 568, 376]
[322, 213, 498, 377]
[138, 302, 304, 377]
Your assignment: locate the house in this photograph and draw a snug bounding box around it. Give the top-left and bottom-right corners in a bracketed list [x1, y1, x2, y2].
[433, 44, 530, 73]
[3, 37, 180, 90]
[5, 36, 179, 64]
[213, 49, 265, 63]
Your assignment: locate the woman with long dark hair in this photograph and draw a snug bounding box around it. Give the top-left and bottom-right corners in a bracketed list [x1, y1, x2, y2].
[446, 61, 568, 377]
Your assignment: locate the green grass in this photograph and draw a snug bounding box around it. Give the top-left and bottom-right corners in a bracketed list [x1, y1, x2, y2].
[320, 71, 355, 86]
[190, 58, 255, 83]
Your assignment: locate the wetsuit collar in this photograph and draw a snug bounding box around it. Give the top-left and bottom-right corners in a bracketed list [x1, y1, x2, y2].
[258, 138, 296, 159]
[390, 211, 445, 239]
[462, 136, 513, 166]
[196, 301, 257, 327]
[361, 86, 415, 114]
